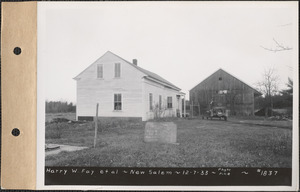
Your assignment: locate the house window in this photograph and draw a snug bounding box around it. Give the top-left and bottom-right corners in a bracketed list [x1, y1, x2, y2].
[114, 94, 122, 110]
[159, 95, 162, 110]
[167, 96, 172, 109]
[115, 63, 121, 78]
[149, 93, 153, 111]
[219, 77, 222, 81]
[97, 64, 103, 78]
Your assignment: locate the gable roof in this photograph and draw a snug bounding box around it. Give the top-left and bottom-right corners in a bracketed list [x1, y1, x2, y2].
[74, 51, 181, 91]
[190, 68, 262, 96]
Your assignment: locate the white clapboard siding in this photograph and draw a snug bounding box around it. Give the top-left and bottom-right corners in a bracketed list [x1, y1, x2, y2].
[75, 51, 183, 121]
[76, 52, 145, 119]
[143, 79, 182, 120]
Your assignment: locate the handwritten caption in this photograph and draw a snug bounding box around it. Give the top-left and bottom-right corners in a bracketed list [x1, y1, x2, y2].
[45, 167, 291, 185]
[45, 167, 279, 177]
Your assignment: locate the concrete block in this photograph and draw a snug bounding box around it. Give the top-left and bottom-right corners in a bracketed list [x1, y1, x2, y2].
[144, 122, 177, 144]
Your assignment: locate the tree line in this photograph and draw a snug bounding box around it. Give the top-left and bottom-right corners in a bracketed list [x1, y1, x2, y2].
[255, 67, 293, 117]
[257, 37, 293, 117]
[46, 101, 76, 113]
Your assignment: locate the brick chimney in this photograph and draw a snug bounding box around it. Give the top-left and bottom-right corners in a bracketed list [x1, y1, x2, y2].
[133, 59, 137, 65]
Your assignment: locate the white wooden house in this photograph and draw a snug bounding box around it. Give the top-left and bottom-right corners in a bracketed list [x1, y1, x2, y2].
[74, 51, 185, 121]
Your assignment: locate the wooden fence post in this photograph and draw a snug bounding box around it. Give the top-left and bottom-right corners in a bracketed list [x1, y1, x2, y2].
[94, 103, 99, 148]
[198, 102, 200, 117]
[183, 95, 186, 117]
[191, 101, 193, 118]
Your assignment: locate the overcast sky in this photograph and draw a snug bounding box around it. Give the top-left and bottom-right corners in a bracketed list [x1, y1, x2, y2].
[38, 2, 298, 103]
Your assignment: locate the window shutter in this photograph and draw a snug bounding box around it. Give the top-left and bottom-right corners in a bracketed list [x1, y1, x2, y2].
[149, 93, 153, 110]
[167, 96, 172, 108]
[97, 64, 103, 78]
[159, 95, 162, 110]
[115, 63, 121, 77]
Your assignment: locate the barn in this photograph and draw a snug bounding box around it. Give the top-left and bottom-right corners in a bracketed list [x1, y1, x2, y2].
[74, 51, 185, 121]
[189, 68, 261, 116]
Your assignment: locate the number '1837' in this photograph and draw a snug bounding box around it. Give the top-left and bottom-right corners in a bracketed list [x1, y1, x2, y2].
[260, 170, 278, 176]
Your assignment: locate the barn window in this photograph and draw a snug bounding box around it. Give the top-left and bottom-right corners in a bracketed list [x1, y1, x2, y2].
[219, 77, 222, 81]
[159, 95, 162, 110]
[115, 63, 121, 78]
[97, 64, 103, 78]
[114, 94, 122, 110]
[167, 96, 172, 109]
[218, 90, 228, 94]
[149, 93, 153, 111]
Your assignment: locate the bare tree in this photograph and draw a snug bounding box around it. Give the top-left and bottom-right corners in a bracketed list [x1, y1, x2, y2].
[260, 38, 292, 53]
[256, 66, 280, 117]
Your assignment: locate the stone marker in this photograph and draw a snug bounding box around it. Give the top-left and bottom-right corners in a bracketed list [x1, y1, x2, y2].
[144, 122, 177, 144]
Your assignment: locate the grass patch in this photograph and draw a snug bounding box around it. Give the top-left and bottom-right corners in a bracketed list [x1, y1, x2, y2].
[45, 116, 292, 168]
[45, 122, 70, 139]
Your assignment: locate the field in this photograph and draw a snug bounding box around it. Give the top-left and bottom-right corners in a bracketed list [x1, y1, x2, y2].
[45, 113, 292, 167]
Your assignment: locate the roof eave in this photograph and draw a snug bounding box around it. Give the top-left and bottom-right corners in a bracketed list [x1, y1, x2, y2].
[190, 68, 262, 95]
[254, 91, 263, 97]
[144, 76, 181, 91]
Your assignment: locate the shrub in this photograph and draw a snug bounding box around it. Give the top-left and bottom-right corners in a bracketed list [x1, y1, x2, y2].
[94, 118, 144, 131]
[45, 122, 70, 139]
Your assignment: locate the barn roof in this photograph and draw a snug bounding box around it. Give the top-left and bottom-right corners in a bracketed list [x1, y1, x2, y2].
[74, 51, 181, 91]
[190, 68, 262, 96]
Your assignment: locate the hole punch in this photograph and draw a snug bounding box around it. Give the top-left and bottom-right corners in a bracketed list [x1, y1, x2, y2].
[13, 47, 21, 55]
[12, 128, 20, 136]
